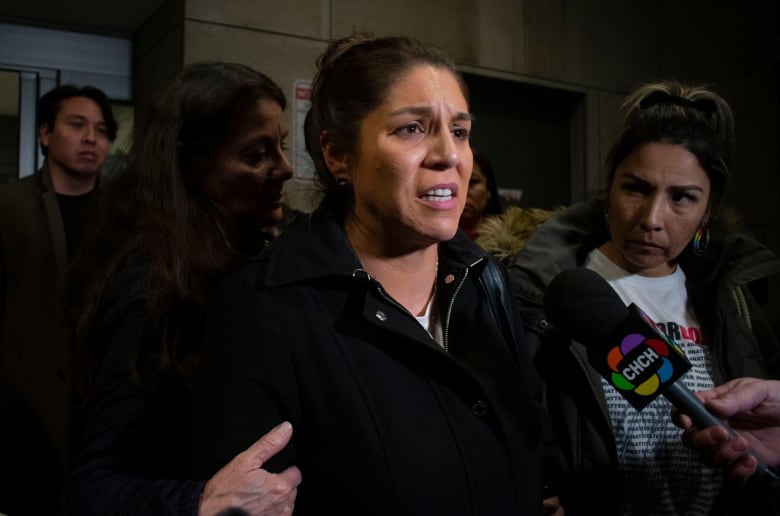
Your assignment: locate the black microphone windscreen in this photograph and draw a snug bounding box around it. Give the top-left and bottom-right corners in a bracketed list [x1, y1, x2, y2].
[543, 267, 629, 345]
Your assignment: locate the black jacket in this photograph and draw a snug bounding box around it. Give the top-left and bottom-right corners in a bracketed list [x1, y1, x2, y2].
[0, 165, 79, 515]
[67, 259, 205, 515]
[188, 207, 546, 515]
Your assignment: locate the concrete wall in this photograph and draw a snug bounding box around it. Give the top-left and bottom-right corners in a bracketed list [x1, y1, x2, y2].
[132, 0, 780, 321]
[133, 0, 185, 127]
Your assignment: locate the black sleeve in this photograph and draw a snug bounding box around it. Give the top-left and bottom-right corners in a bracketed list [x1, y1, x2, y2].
[742, 285, 780, 378]
[187, 262, 299, 478]
[66, 262, 205, 516]
[505, 259, 571, 495]
[485, 256, 567, 496]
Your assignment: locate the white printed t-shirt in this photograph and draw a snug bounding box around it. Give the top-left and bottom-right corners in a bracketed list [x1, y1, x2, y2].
[585, 249, 723, 516]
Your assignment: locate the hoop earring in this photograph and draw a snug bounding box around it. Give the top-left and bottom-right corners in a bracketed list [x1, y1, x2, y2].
[335, 176, 351, 188]
[692, 224, 710, 256]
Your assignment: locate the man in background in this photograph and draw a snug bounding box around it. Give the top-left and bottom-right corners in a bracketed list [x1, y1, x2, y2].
[0, 84, 117, 515]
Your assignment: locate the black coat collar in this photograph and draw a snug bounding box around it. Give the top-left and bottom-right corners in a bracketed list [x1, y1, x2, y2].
[259, 206, 488, 289]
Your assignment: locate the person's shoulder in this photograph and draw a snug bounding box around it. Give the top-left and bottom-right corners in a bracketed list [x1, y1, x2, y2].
[699, 218, 780, 274]
[0, 174, 40, 198]
[0, 176, 45, 229]
[216, 252, 267, 296]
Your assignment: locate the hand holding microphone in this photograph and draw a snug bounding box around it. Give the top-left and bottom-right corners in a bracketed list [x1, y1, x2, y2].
[672, 377, 780, 480]
[543, 267, 778, 480]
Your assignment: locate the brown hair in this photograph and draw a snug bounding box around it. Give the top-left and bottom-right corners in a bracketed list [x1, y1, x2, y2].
[69, 62, 286, 398]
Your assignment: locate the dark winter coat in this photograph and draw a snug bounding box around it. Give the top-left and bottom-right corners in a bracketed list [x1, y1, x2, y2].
[0, 165, 77, 515]
[66, 259, 205, 515]
[188, 206, 546, 515]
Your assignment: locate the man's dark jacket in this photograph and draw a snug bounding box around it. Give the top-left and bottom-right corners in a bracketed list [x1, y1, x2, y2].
[0, 165, 74, 515]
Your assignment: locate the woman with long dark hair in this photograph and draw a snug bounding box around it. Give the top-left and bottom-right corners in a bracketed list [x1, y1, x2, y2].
[67, 62, 300, 515]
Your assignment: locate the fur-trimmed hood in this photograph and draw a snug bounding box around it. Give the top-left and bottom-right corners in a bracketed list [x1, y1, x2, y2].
[475, 206, 559, 265]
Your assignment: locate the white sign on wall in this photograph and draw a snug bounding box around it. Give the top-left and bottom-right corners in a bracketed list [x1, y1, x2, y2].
[292, 79, 315, 180]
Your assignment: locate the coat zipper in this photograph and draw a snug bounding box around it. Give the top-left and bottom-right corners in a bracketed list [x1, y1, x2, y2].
[367, 265, 469, 353]
[442, 268, 469, 353]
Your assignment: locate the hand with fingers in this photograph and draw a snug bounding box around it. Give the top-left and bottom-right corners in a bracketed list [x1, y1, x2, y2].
[671, 377, 780, 480]
[198, 421, 302, 516]
[543, 495, 565, 515]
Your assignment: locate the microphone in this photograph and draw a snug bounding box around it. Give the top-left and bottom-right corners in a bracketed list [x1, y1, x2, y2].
[543, 267, 775, 478]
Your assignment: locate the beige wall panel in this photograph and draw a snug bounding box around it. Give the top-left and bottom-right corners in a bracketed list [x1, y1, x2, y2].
[183, 21, 324, 97]
[594, 90, 623, 191]
[134, 26, 185, 125]
[186, 0, 327, 38]
[135, 0, 185, 61]
[522, 0, 658, 90]
[459, 0, 527, 71]
[658, 0, 756, 89]
[330, 0, 474, 63]
[580, 89, 599, 195]
[728, 118, 780, 224]
[133, 0, 185, 123]
[328, 0, 527, 71]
